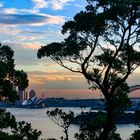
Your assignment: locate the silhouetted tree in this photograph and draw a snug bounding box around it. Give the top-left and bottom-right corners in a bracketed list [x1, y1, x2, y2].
[0, 61, 7, 100]
[0, 43, 29, 101]
[1, 80, 19, 103]
[75, 112, 105, 140]
[0, 109, 41, 140]
[0, 61, 7, 80]
[0, 109, 17, 130]
[13, 70, 29, 100]
[0, 44, 15, 79]
[0, 45, 18, 102]
[75, 121, 122, 140]
[38, 0, 140, 139]
[13, 70, 29, 91]
[47, 108, 74, 140]
[129, 110, 140, 140]
[12, 121, 41, 140]
[134, 110, 140, 124]
[129, 126, 140, 140]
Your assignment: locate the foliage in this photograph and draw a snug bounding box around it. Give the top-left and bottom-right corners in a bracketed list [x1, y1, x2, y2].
[75, 113, 104, 140]
[12, 121, 42, 140]
[0, 43, 29, 102]
[0, 61, 7, 80]
[129, 110, 140, 140]
[75, 111, 122, 140]
[1, 80, 19, 103]
[0, 109, 41, 140]
[13, 70, 29, 91]
[47, 108, 74, 140]
[0, 109, 17, 129]
[134, 110, 140, 124]
[75, 123, 122, 140]
[0, 131, 17, 140]
[0, 44, 15, 78]
[129, 126, 140, 140]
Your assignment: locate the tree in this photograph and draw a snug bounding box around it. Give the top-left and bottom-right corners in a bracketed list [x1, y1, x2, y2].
[0, 44, 15, 79]
[0, 43, 29, 101]
[75, 112, 105, 140]
[0, 44, 18, 102]
[0, 61, 7, 80]
[75, 121, 121, 140]
[134, 110, 140, 124]
[0, 61, 7, 100]
[129, 110, 140, 140]
[129, 126, 140, 140]
[13, 70, 29, 100]
[37, 0, 140, 139]
[47, 108, 74, 140]
[0, 109, 42, 140]
[12, 121, 41, 140]
[1, 80, 19, 103]
[13, 70, 29, 91]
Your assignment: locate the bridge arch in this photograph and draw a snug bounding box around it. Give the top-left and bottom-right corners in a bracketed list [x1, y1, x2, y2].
[129, 85, 140, 93]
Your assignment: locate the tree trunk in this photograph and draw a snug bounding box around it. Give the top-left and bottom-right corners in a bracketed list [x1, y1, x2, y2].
[64, 129, 69, 140]
[99, 99, 115, 140]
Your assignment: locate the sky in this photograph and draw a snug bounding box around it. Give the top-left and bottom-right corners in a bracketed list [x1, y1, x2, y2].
[0, 0, 140, 99]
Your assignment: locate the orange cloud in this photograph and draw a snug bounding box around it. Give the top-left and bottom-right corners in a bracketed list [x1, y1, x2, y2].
[27, 70, 140, 99]
[31, 89, 101, 99]
[23, 43, 40, 49]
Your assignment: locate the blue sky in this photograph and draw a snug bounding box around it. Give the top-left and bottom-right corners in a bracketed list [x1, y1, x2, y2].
[0, 0, 140, 99]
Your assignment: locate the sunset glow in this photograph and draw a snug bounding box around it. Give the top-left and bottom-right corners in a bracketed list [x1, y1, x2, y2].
[0, 0, 140, 98]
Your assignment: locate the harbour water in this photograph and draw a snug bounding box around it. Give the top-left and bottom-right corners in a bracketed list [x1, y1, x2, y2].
[6, 107, 138, 140]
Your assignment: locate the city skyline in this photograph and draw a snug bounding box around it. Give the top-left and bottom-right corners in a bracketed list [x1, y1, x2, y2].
[0, 0, 140, 98]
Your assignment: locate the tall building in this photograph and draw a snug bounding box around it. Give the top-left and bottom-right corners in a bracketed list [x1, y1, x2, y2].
[24, 91, 28, 100]
[29, 89, 36, 98]
[18, 89, 24, 100]
[42, 93, 45, 99]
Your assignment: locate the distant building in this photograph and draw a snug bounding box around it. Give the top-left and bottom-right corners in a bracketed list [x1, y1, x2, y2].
[42, 93, 45, 99]
[18, 90, 24, 100]
[24, 91, 28, 100]
[29, 89, 36, 98]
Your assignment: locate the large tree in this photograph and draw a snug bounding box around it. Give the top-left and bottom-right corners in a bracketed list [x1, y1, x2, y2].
[0, 44, 29, 102]
[37, 0, 140, 139]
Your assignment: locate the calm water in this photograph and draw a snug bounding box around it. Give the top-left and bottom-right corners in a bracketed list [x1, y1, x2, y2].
[6, 107, 138, 140]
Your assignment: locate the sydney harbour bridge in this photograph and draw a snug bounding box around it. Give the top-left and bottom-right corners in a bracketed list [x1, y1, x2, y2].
[129, 85, 140, 93]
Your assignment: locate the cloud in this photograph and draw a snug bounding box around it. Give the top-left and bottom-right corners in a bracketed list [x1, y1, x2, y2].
[0, 26, 20, 35]
[2, 8, 39, 14]
[27, 70, 100, 98]
[2, 8, 17, 14]
[32, 0, 48, 9]
[32, 0, 74, 10]
[23, 43, 40, 49]
[28, 70, 89, 90]
[27, 70, 140, 99]
[0, 3, 3, 8]
[0, 13, 64, 26]
[127, 72, 140, 86]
